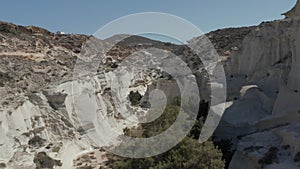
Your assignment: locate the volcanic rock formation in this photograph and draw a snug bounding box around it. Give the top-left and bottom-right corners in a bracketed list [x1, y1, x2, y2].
[1, 4, 300, 168]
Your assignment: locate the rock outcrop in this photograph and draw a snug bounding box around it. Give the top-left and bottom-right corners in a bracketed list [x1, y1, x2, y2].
[210, 14, 300, 169]
[0, 21, 209, 168]
[0, 21, 94, 169]
[282, 0, 300, 19]
[1, 7, 300, 168]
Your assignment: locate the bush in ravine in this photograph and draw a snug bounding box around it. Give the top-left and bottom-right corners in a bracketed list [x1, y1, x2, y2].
[105, 105, 225, 169]
[33, 152, 62, 169]
[28, 136, 46, 147]
[128, 91, 142, 106]
[0, 72, 12, 87]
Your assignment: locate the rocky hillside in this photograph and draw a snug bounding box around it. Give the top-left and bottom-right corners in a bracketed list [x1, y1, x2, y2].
[0, 21, 91, 169]
[0, 21, 227, 168]
[2, 14, 300, 169]
[215, 19, 300, 169]
[190, 26, 256, 56]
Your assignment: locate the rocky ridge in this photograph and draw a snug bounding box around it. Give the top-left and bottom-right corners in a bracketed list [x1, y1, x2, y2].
[215, 18, 300, 169]
[0, 21, 221, 168]
[1, 14, 300, 169]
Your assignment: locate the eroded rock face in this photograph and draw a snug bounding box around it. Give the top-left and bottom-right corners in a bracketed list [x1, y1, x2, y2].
[212, 18, 300, 169]
[0, 21, 209, 168]
[282, 0, 300, 19]
[0, 21, 96, 169]
[2, 13, 300, 169]
[229, 125, 300, 169]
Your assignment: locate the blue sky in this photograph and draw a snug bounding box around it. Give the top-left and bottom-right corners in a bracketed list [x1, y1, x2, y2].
[0, 0, 296, 37]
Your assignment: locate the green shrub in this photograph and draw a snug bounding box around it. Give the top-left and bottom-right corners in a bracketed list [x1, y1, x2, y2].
[0, 23, 17, 34]
[28, 136, 46, 147]
[34, 152, 62, 169]
[128, 91, 142, 106]
[106, 105, 225, 169]
[0, 72, 11, 80]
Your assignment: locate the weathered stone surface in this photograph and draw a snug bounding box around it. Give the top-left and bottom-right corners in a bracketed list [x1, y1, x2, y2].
[0, 21, 208, 168]
[282, 0, 300, 19]
[1, 8, 300, 168]
[212, 16, 300, 169]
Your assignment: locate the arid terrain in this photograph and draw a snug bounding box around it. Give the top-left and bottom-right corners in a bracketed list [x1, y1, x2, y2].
[0, 7, 300, 168]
